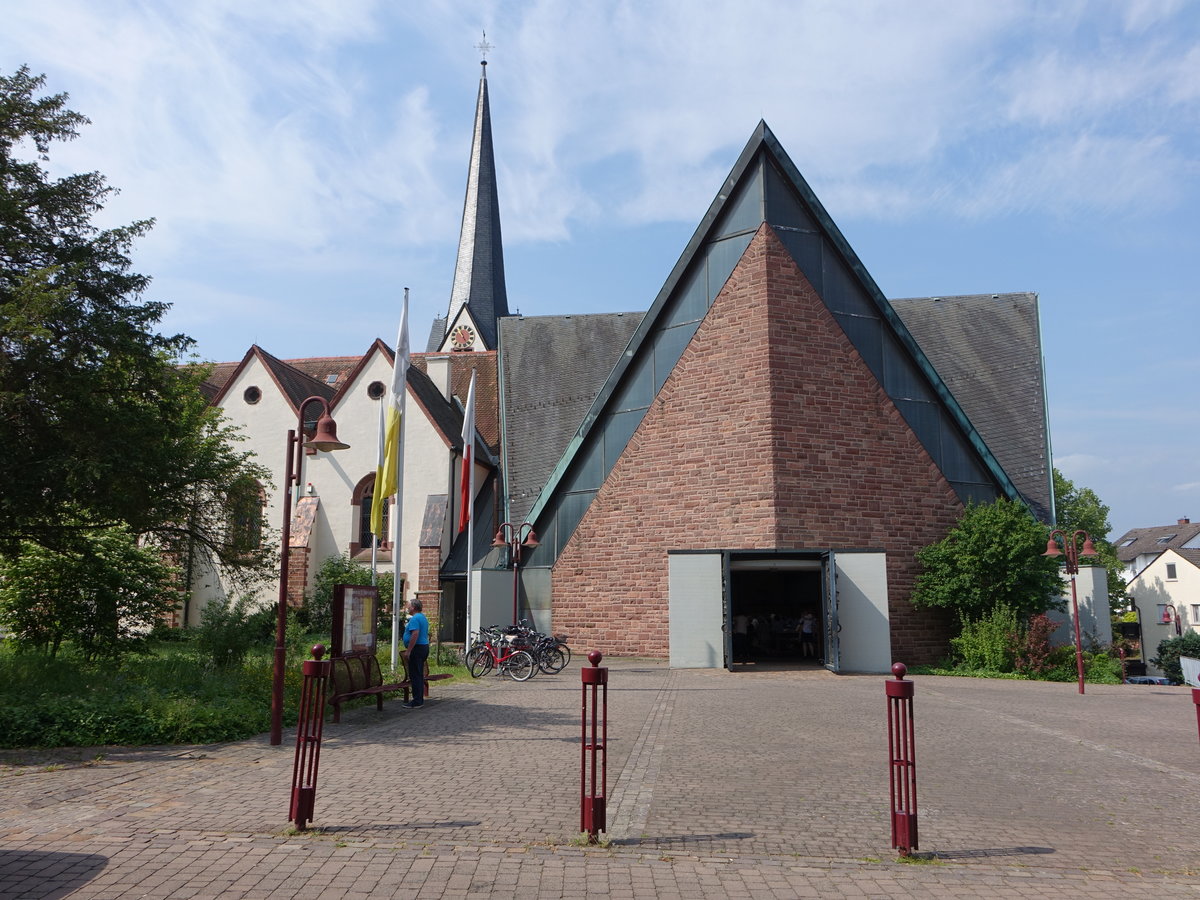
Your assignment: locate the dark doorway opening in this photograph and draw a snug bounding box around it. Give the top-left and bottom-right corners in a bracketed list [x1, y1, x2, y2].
[729, 567, 823, 668]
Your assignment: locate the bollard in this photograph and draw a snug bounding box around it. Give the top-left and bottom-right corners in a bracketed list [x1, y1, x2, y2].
[886, 661, 918, 856]
[1193, 689, 1200, 746]
[580, 650, 608, 843]
[289, 644, 330, 831]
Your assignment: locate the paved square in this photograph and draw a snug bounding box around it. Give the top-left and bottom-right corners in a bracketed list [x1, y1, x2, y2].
[2, 660, 1198, 897]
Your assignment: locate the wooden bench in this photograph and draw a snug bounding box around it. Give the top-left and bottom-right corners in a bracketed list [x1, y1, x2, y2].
[328, 652, 452, 723]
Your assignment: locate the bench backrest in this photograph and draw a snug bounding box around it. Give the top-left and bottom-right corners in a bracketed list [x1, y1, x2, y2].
[330, 652, 384, 696]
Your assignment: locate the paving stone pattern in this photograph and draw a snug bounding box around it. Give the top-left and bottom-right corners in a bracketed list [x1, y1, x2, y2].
[2, 659, 1199, 898]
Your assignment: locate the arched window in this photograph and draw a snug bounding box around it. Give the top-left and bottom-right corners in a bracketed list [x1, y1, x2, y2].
[351, 473, 390, 556]
[227, 477, 265, 555]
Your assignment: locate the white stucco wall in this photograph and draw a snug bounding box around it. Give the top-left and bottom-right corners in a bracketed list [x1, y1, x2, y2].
[191, 347, 476, 621]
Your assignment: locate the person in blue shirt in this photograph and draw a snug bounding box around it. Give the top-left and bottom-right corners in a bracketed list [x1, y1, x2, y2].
[402, 598, 430, 709]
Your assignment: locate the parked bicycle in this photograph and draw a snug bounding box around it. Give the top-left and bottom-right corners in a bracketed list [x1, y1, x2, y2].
[465, 620, 572, 678]
[464, 626, 536, 681]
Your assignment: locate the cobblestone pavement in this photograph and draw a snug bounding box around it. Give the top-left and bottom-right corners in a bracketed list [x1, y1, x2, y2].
[2, 659, 1199, 898]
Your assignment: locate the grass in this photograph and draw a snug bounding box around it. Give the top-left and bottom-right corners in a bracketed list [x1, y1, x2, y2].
[0, 636, 466, 749]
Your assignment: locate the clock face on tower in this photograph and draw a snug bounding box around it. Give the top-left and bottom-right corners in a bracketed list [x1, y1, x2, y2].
[451, 325, 476, 350]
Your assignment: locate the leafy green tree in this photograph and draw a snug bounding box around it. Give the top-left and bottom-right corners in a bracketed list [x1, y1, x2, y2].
[1052, 469, 1127, 614]
[0, 66, 271, 585]
[0, 529, 178, 660]
[911, 498, 1064, 620]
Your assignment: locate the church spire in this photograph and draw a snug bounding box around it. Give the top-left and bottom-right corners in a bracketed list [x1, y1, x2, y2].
[445, 48, 509, 351]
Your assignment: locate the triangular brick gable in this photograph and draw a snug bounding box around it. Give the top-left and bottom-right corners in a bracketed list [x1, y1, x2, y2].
[518, 122, 1020, 575]
[551, 225, 963, 659]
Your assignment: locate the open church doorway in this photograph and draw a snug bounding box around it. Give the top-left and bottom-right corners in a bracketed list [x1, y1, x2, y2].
[729, 556, 825, 669]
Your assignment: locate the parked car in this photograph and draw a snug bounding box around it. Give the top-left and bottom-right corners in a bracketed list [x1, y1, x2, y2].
[1125, 675, 1176, 685]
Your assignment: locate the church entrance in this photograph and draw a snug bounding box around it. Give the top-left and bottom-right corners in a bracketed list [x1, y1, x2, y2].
[729, 558, 824, 669]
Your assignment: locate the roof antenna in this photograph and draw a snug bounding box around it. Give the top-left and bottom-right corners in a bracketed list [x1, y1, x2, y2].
[476, 30, 493, 69]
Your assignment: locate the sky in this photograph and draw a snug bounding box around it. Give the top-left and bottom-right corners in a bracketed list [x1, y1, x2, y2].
[3, 0, 1198, 539]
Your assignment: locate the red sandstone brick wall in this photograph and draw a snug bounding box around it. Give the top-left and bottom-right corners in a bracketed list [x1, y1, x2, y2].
[286, 546, 309, 608]
[551, 224, 962, 664]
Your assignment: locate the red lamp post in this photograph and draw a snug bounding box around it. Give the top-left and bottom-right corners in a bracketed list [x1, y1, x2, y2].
[1161, 604, 1183, 636]
[493, 522, 538, 626]
[1043, 529, 1098, 695]
[270, 396, 349, 746]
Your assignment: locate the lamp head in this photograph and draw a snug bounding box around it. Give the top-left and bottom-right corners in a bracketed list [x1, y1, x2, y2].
[491, 530, 508, 548]
[1043, 538, 1062, 558]
[1080, 537, 1098, 558]
[521, 529, 540, 549]
[305, 412, 349, 452]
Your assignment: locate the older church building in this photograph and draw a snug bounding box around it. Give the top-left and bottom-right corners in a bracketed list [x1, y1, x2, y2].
[198, 61, 1052, 672]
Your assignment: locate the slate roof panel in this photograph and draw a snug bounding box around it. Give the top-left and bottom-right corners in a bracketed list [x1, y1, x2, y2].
[891, 293, 1052, 521]
[500, 312, 644, 525]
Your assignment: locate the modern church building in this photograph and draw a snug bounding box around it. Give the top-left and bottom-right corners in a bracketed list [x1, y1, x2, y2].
[198, 60, 1053, 672]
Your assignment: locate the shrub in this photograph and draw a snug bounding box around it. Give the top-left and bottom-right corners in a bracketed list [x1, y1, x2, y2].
[0, 530, 179, 660]
[1011, 613, 1056, 676]
[1151, 632, 1200, 684]
[195, 596, 259, 669]
[950, 604, 1018, 672]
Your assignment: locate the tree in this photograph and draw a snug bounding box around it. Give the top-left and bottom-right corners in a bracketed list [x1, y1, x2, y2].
[1052, 469, 1128, 614]
[0, 66, 270, 585]
[911, 497, 1064, 621]
[0, 529, 179, 660]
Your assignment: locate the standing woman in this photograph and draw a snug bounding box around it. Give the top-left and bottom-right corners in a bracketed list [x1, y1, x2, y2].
[402, 598, 430, 708]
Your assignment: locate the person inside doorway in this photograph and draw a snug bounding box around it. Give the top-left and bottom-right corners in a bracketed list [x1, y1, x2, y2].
[798, 609, 818, 659]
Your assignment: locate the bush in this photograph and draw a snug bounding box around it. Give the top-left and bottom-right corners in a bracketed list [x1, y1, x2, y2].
[1151, 632, 1200, 684]
[0, 529, 179, 660]
[1011, 613, 1056, 676]
[195, 596, 259, 669]
[950, 604, 1018, 672]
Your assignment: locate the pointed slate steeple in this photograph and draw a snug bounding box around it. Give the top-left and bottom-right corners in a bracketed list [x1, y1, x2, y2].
[443, 59, 510, 351]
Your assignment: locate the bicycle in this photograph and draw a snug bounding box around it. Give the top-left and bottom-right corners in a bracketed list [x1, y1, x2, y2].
[465, 627, 536, 681]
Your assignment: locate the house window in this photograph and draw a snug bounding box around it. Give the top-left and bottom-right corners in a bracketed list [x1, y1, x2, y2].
[1119, 539, 1135, 548]
[1157, 534, 1177, 544]
[351, 473, 390, 555]
[1166, 563, 1178, 580]
[1192, 605, 1200, 624]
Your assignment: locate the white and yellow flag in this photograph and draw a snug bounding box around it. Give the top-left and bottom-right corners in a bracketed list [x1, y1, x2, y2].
[371, 290, 409, 537]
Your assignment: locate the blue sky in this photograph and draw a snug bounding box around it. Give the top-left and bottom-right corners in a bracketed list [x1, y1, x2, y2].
[4, 0, 1198, 538]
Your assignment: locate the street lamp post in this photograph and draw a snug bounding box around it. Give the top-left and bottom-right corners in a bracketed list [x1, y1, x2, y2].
[492, 522, 538, 626]
[1043, 529, 1098, 695]
[270, 396, 349, 746]
[1162, 604, 1183, 636]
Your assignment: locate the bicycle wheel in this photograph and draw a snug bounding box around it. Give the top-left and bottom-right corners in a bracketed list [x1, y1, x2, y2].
[503, 650, 535, 682]
[538, 646, 567, 675]
[469, 648, 494, 678]
[555, 642, 572, 669]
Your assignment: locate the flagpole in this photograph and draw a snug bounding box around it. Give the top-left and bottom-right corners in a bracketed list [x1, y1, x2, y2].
[462, 371, 477, 653]
[390, 288, 409, 672]
[371, 397, 383, 585]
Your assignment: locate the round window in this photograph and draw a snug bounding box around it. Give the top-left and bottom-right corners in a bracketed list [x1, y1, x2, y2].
[243, 386, 262, 405]
[367, 381, 386, 400]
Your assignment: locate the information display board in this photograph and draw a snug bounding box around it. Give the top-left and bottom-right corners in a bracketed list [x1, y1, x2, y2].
[330, 584, 378, 657]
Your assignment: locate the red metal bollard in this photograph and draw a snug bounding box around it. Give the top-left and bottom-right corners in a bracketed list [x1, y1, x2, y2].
[580, 650, 608, 843]
[289, 644, 330, 831]
[1193, 689, 1200, 746]
[886, 661, 918, 856]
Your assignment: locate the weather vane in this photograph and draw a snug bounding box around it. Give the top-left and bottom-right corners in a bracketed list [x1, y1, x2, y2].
[476, 30, 493, 61]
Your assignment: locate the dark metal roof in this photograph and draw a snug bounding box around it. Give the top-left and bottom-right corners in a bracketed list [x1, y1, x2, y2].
[441, 472, 498, 577]
[442, 62, 509, 351]
[499, 313, 644, 524]
[892, 293, 1052, 522]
